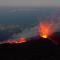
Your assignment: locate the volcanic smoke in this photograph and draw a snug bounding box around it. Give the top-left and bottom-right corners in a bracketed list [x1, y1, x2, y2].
[0, 12, 60, 45]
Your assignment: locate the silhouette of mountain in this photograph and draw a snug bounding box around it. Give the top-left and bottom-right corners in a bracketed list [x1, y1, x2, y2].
[0, 32, 60, 60]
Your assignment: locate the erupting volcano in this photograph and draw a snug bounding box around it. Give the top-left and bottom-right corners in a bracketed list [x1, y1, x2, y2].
[38, 21, 54, 39]
[0, 13, 60, 45]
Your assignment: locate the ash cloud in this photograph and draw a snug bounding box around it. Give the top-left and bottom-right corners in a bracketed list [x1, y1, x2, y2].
[1, 12, 60, 44]
[15, 12, 60, 40]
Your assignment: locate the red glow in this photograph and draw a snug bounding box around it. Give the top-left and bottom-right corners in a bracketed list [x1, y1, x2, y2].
[38, 22, 54, 38]
[6, 37, 27, 44]
[18, 37, 27, 43]
[2, 37, 27, 44]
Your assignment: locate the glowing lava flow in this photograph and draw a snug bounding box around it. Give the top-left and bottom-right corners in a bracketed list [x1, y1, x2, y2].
[17, 37, 27, 43]
[3, 37, 27, 44]
[38, 22, 54, 39]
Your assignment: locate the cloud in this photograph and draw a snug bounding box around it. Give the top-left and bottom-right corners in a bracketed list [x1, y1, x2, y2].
[0, 0, 60, 7]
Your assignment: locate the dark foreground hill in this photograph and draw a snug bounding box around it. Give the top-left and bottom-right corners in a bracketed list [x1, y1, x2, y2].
[0, 32, 60, 60]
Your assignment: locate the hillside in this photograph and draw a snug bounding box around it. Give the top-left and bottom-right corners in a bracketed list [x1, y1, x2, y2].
[0, 32, 60, 60]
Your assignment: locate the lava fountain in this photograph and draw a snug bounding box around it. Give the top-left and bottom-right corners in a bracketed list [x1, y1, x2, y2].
[38, 21, 54, 39]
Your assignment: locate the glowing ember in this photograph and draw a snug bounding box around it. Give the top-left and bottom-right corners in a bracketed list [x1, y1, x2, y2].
[38, 21, 54, 38]
[18, 37, 27, 43]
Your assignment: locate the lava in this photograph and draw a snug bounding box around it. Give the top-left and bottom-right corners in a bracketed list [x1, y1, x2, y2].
[38, 21, 54, 39]
[17, 37, 27, 43]
[3, 37, 27, 44]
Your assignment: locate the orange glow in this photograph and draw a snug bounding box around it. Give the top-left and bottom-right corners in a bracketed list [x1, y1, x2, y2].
[3, 37, 27, 44]
[38, 22, 53, 38]
[41, 35, 48, 38]
[18, 37, 27, 43]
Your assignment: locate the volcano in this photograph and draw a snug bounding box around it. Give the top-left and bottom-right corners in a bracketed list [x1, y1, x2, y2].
[0, 32, 60, 60]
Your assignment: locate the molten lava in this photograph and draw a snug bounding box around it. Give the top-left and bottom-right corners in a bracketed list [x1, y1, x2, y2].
[5, 37, 27, 44]
[18, 37, 27, 43]
[38, 22, 53, 38]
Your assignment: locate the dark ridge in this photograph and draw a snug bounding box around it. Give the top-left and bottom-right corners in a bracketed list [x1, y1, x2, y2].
[50, 32, 60, 44]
